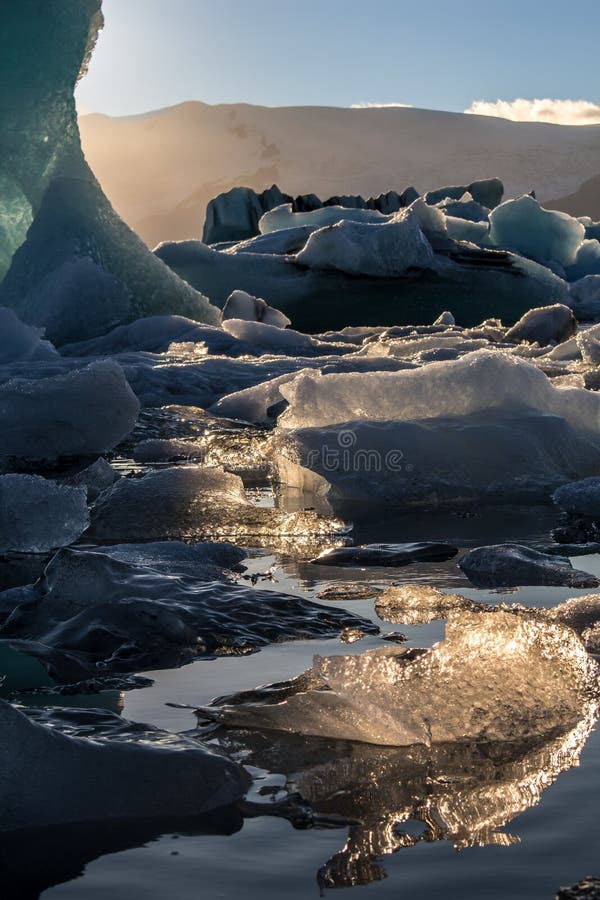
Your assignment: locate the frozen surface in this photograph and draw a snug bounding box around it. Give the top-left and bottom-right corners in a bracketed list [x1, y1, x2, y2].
[295, 210, 435, 277]
[567, 240, 600, 281]
[277, 349, 600, 430]
[569, 275, 600, 320]
[0, 699, 247, 832]
[0, 475, 89, 554]
[0, 360, 139, 462]
[203, 608, 600, 746]
[487, 196, 585, 269]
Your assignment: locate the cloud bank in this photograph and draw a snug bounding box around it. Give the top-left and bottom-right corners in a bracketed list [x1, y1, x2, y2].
[465, 98, 600, 126]
[351, 102, 413, 109]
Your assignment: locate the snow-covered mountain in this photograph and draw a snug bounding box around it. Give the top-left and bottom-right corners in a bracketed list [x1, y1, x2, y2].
[79, 101, 600, 248]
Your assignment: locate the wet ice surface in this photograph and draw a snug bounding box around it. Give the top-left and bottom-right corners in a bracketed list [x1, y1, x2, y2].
[3, 354, 600, 898]
[4, 493, 596, 900]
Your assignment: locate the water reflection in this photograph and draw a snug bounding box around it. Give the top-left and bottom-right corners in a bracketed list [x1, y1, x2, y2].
[215, 700, 599, 889]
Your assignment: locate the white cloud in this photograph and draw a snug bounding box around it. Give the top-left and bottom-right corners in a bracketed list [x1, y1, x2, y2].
[465, 98, 600, 126]
[351, 102, 413, 109]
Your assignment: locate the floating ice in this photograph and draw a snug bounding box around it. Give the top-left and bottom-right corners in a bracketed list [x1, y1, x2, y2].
[0, 547, 377, 682]
[61, 316, 232, 357]
[213, 696, 596, 886]
[458, 544, 599, 588]
[0, 475, 89, 554]
[504, 303, 576, 345]
[295, 209, 435, 277]
[311, 543, 458, 567]
[487, 195, 585, 269]
[0, 0, 219, 344]
[566, 239, 600, 281]
[569, 275, 600, 320]
[276, 350, 598, 431]
[374, 583, 478, 625]
[221, 290, 290, 327]
[0, 699, 247, 832]
[269, 352, 600, 505]
[87, 465, 344, 547]
[553, 477, 600, 518]
[0, 360, 139, 462]
[201, 608, 600, 746]
[0, 307, 57, 363]
[222, 318, 331, 355]
[260, 203, 388, 235]
[556, 878, 600, 900]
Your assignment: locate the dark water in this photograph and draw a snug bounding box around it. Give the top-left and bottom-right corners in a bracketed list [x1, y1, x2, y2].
[5, 501, 600, 899]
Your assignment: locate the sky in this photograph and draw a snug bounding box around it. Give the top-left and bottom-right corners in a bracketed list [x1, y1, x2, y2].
[76, 0, 600, 122]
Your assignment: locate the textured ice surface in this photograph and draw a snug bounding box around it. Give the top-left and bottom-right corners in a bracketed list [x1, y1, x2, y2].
[0, 699, 247, 832]
[487, 196, 585, 268]
[260, 203, 388, 234]
[221, 290, 290, 327]
[459, 544, 599, 588]
[202, 608, 600, 746]
[295, 210, 435, 277]
[222, 318, 329, 354]
[0, 360, 139, 462]
[374, 584, 478, 624]
[505, 304, 576, 345]
[277, 350, 599, 430]
[0, 0, 219, 343]
[214, 698, 596, 885]
[87, 465, 344, 545]
[0, 475, 89, 554]
[0, 307, 57, 363]
[61, 316, 231, 357]
[553, 477, 600, 518]
[569, 275, 600, 320]
[0, 548, 377, 682]
[271, 412, 600, 506]
[567, 239, 600, 281]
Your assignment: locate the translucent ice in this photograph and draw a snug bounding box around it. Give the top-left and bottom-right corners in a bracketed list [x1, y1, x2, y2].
[260, 203, 388, 234]
[221, 290, 291, 327]
[0, 0, 219, 343]
[487, 195, 585, 269]
[202, 608, 600, 746]
[0, 475, 89, 554]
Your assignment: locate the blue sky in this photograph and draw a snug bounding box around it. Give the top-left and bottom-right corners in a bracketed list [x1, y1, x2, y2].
[76, 0, 600, 117]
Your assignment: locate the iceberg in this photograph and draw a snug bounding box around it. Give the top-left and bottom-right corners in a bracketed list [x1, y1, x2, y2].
[259, 203, 388, 234]
[295, 210, 435, 277]
[267, 350, 600, 506]
[458, 544, 599, 588]
[0, 700, 248, 832]
[221, 290, 291, 327]
[0, 360, 139, 463]
[504, 303, 576, 345]
[0, 547, 377, 683]
[487, 195, 585, 269]
[0, 307, 58, 363]
[0, 0, 219, 344]
[0, 475, 89, 554]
